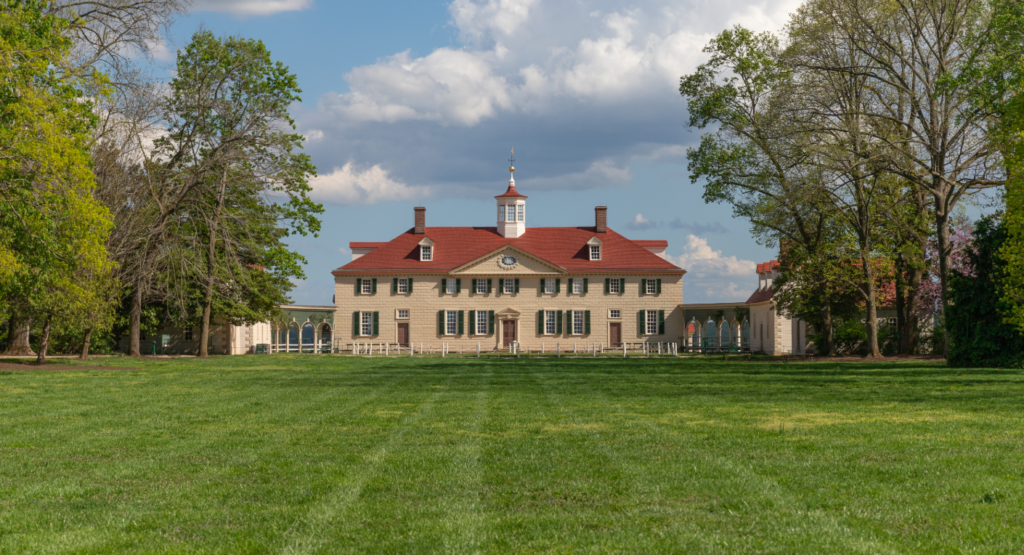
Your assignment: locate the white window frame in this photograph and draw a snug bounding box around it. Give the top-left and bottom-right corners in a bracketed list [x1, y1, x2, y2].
[572, 278, 582, 294]
[517, 204, 524, 222]
[609, 309, 621, 319]
[572, 311, 584, 335]
[545, 310, 556, 335]
[590, 245, 601, 261]
[646, 279, 658, 295]
[445, 310, 458, 336]
[446, 278, 456, 295]
[498, 205, 505, 221]
[396, 309, 410, 319]
[361, 312, 373, 336]
[420, 245, 432, 261]
[609, 278, 621, 294]
[506, 205, 515, 222]
[477, 311, 488, 335]
[503, 278, 515, 294]
[476, 279, 487, 294]
[397, 278, 409, 293]
[646, 310, 658, 335]
[544, 278, 555, 294]
[361, 279, 372, 295]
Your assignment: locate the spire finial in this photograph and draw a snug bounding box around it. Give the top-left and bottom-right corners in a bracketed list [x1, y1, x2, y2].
[508, 147, 515, 173]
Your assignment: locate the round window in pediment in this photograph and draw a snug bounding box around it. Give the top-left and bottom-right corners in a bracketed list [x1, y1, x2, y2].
[500, 255, 518, 267]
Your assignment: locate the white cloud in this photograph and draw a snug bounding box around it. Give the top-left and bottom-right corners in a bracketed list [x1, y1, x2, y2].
[705, 282, 747, 300]
[451, 0, 539, 43]
[304, 130, 324, 142]
[192, 0, 312, 16]
[309, 163, 431, 205]
[626, 213, 659, 230]
[668, 235, 757, 302]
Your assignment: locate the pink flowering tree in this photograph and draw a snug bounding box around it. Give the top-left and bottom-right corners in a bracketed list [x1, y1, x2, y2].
[915, 223, 975, 321]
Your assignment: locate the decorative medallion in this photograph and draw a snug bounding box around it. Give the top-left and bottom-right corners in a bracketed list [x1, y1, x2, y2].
[498, 254, 519, 270]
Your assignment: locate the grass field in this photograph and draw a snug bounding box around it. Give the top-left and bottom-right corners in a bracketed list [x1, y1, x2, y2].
[1, 355, 1022, 554]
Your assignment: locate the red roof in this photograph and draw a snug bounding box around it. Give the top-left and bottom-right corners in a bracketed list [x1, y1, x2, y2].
[334, 227, 683, 274]
[634, 240, 668, 248]
[745, 287, 775, 304]
[495, 183, 527, 199]
[350, 242, 387, 249]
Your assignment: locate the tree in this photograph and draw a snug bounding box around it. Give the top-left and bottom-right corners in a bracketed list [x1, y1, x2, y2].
[794, 0, 1006, 355]
[0, 0, 113, 358]
[155, 31, 322, 357]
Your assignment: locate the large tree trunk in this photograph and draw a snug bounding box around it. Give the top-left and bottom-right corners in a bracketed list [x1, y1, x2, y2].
[4, 312, 35, 356]
[80, 328, 92, 361]
[129, 284, 142, 357]
[36, 319, 51, 365]
[819, 287, 834, 356]
[934, 200, 952, 358]
[199, 168, 229, 359]
[861, 250, 882, 358]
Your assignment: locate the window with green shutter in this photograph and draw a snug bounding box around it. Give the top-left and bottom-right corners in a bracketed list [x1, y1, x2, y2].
[640, 279, 647, 296]
[584, 311, 591, 334]
[372, 312, 379, 335]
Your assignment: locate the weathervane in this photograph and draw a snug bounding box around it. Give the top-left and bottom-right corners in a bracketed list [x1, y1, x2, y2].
[508, 148, 515, 173]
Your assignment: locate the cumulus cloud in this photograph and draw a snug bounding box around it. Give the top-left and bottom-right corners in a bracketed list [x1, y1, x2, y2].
[310, 163, 431, 205]
[626, 213, 660, 230]
[192, 0, 312, 16]
[668, 235, 757, 301]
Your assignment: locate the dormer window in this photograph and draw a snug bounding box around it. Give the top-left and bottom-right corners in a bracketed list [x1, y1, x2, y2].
[590, 245, 601, 261]
[418, 237, 435, 261]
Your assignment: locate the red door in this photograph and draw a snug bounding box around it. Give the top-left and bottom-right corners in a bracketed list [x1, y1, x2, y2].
[502, 320, 516, 346]
[397, 323, 409, 345]
[609, 323, 621, 346]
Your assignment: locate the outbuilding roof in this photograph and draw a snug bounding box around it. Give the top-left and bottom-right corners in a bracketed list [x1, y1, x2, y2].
[333, 227, 683, 274]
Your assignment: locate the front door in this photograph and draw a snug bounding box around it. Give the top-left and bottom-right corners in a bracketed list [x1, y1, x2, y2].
[502, 320, 516, 347]
[609, 323, 621, 346]
[397, 323, 409, 345]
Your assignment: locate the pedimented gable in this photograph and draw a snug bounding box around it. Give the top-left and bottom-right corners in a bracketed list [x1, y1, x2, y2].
[451, 246, 566, 275]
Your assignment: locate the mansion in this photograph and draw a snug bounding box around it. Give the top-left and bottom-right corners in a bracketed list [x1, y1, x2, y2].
[125, 166, 816, 357]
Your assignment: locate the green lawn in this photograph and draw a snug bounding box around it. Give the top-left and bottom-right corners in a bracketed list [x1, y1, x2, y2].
[1, 355, 1022, 554]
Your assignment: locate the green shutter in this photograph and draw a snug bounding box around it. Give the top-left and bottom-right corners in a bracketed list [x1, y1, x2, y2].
[604, 278, 610, 294]
[585, 311, 591, 335]
[456, 279, 461, 294]
[640, 279, 647, 296]
[441, 279, 447, 294]
[657, 279, 662, 294]
[355, 278, 361, 295]
[638, 311, 645, 336]
[469, 310, 476, 335]
[488, 310, 495, 334]
[372, 312, 379, 336]
[658, 310, 665, 334]
[620, 278, 626, 293]
[537, 310, 544, 335]
[583, 278, 588, 294]
[487, 279, 492, 293]
[540, 278, 545, 292]
[353, 312, 359, 337]
[556, 279, 561, 293]
[556, 310, 563, 334]
[565, 310, 572, 334]
[393, 277, 398, 293]
[514, 279, 520, 293]
[458, 311, 464, 335]
[408, 277, 413, 293]
[372, 278, 377, 294]
[438, 310, 444, 335]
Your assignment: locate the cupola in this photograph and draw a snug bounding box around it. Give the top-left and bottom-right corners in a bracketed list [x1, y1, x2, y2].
[496, 149, 527, 238]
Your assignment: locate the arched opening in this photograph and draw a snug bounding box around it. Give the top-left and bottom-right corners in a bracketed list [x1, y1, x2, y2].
[721, 320, 732, 348]
[319, 323, 332, 353]
[688, 319, 699, 349]
[743, 320, 750, 348]
[301, 323, 315, 353]
[704, 319, 717, 349]
[288, 324, 300, 352]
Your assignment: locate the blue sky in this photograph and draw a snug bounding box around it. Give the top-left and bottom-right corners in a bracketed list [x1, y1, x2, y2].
[160, 0, 802, 305]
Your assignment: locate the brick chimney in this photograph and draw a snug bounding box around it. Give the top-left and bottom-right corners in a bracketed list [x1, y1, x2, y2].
[595, 206, 607, 233]
[414, 207, 426, 234]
